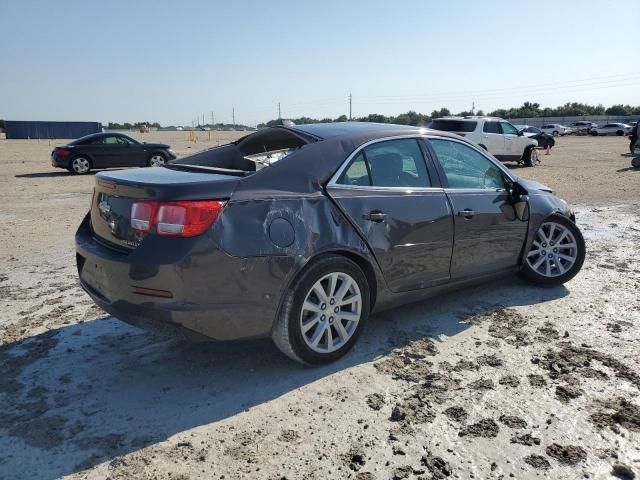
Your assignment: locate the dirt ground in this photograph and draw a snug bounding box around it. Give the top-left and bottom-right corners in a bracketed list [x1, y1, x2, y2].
[0, 132, 638, 480]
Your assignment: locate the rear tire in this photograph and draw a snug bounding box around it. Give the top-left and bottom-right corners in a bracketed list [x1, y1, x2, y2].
[70, 156, 92, 175]
[553, 130, 559, 137]
[591, 130, 598, 136]
[616, 130, 624, 136]
[520, 214, 585, 286]
[631, 156, 640, 168]
[148, 152, 167, 167]
[272, 255, 370, 365]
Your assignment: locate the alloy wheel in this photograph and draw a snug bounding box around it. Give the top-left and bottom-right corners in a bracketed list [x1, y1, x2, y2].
[526, 221, 578, 277]
[149, 154, 166, 166]
[299, 272, 362, 353]
[72, 157, 90, 174]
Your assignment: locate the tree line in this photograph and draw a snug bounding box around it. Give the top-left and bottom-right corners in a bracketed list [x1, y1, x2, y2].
[257, 102, 640, 128]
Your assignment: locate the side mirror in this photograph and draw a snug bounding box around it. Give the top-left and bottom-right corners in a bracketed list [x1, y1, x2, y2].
[517, 130, 523, 136]
[509, 180, 529, 221]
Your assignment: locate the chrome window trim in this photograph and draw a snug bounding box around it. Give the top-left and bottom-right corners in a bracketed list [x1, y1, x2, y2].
[327, 134, 433, 190]
[327, 133, 516, 192]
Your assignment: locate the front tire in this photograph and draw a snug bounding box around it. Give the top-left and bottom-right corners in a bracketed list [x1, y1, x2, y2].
[616, 130, 624, 136]
[272, 255, 370, 365]
[552, 130, 559, 137]
[70, 156, 92, 175]
[520, 214, 585, 286]
[523, 147, 537, 167]
[591, 130, 598, 136]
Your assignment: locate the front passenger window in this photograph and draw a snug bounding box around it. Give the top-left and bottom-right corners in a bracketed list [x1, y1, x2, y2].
[430, 139, 505, 190]
[500, 122, 519, 135]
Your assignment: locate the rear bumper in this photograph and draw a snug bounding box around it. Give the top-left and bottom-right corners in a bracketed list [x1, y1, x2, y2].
[51, 155, 68, 168]
[75, 213, 295, 341]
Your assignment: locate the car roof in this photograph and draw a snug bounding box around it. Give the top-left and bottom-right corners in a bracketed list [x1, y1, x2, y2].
[437, 116, 503, 121]
[284, 121, 427, 140]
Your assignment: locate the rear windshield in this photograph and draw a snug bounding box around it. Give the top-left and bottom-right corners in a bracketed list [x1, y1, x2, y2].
[428, 120, 477, 132]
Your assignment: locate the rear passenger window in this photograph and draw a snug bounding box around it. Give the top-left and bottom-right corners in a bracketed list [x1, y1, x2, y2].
[364, 139, 430, 188]
[483, 122, 501, 134]
[337, 152, 370, 186]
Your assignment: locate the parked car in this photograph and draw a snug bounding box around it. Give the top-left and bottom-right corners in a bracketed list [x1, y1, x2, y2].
[590, 123, 633, 136]
[540, 124, 572, 136]
[514, 125, 555, 150]
[427, 116, 539, 166]
[51, 132, 176, 174]
[76, 122, 585, 365]
[570, 121, 598, 135]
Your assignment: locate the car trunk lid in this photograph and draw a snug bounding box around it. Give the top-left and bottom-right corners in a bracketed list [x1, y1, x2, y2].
[90, 166, 243, 250]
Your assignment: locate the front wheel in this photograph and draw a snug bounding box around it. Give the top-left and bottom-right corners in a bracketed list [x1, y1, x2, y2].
[520, 214, 585, 286]
[591, 130, 598, 136]
[272, 255, 370, 365]
[523, 147, 538, 167]
[616, 130, 624, 136]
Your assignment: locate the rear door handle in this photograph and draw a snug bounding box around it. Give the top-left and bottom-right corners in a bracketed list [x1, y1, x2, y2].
[457, 209, 475, 219]
[363, 211, 387, 222]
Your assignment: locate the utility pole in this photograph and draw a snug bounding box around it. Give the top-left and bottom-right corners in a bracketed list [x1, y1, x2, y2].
[472, 101, 475, 115]
[349, 93, 352, 120]
[211, 111, 214, 126]
[232, 108, 235, 128]
[203, 113, 205, 126]
[278, 102, 281, 119]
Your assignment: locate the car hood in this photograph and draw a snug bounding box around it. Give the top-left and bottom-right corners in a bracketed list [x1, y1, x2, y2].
[516, 177, 553, 194]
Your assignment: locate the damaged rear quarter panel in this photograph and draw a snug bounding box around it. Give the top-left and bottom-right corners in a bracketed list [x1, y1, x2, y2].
[212, 193, 385, 306]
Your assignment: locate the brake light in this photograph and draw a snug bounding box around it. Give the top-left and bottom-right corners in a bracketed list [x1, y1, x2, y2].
[130, 200, 226, 237]
[131, 201, 157, 232]
[56, 147, 71, 157]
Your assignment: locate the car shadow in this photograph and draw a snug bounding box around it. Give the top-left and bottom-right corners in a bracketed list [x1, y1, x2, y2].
[616, 166, 640, 172]
[0, 276, 568, 478]
[14, 172, 80, 178]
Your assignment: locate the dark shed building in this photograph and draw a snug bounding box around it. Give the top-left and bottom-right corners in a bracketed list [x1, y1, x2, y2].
[5, 121, 101, 139]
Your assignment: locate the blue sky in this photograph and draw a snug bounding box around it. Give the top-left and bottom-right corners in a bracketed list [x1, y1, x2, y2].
[1, 0, 638, 126]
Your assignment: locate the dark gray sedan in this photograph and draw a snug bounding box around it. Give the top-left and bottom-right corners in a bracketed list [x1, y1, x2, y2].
[52, 132, 176, 174]
[75, 122, 585, 364]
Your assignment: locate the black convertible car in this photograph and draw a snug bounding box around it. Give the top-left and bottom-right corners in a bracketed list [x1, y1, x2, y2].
[76, 122, 585, 364]
[52, 132, 176, 174]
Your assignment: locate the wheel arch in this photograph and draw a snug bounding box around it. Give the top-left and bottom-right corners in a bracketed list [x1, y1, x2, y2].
[273, 249, 379, 335]
[518, 206, 576, 269]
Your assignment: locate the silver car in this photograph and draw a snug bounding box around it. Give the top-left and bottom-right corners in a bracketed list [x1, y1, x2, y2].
[591, 123, 632, 136]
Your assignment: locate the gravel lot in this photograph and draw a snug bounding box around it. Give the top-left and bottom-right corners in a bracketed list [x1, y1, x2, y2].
[0, 133, 638, 480]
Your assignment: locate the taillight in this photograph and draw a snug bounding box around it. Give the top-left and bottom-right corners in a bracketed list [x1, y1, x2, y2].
[131, 201, 158, 232]
[56, 147, 71, 157]
[130, 200, 226, 237]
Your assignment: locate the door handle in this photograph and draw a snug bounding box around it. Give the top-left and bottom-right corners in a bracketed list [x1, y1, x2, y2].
[363, 211, 387, 222]
[457, 209, 475, 219]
